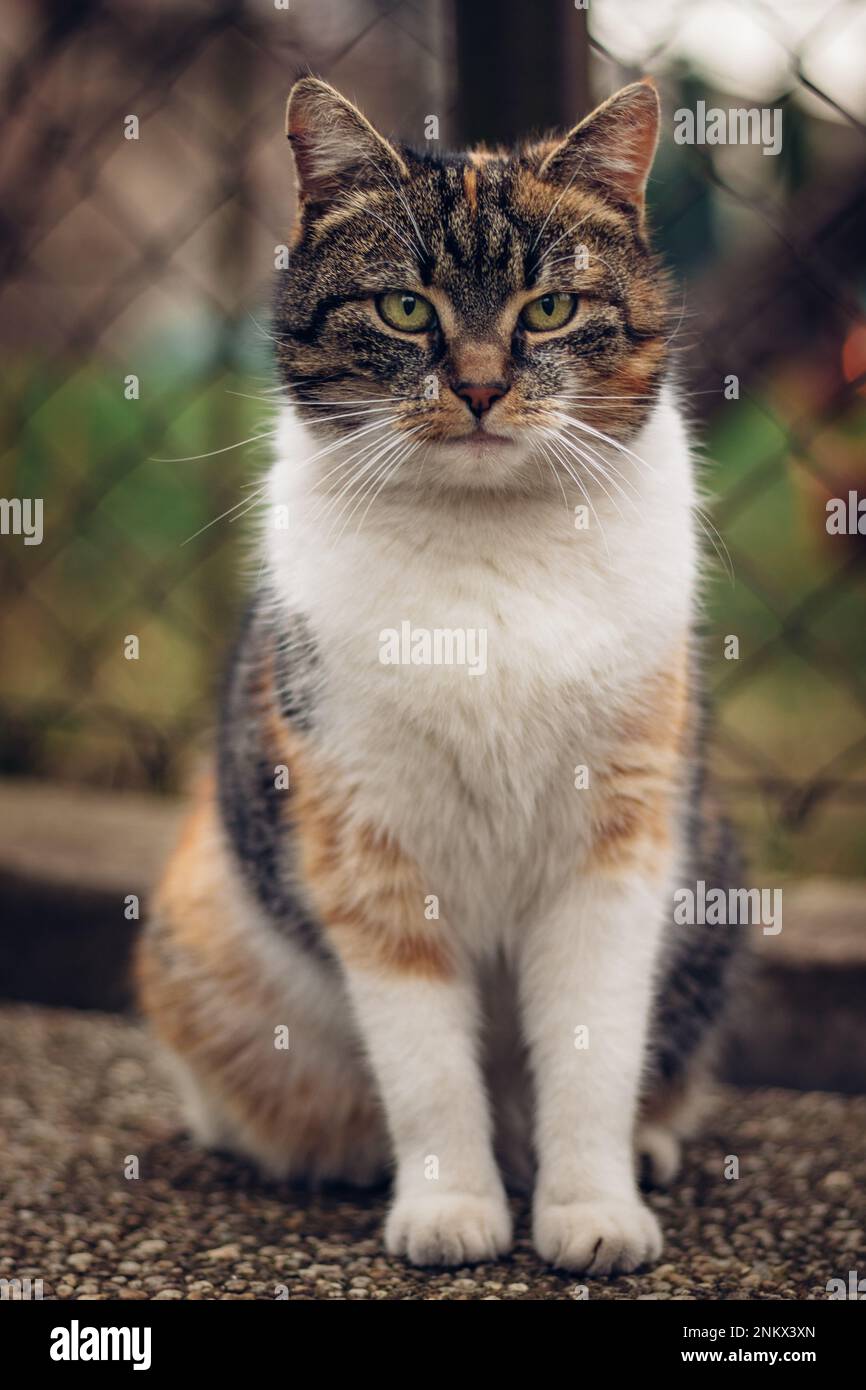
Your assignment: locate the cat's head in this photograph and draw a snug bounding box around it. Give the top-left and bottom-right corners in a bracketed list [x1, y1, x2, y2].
[274, 77, 671, 496]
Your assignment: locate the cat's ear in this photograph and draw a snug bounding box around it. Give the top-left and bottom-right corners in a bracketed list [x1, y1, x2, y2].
[286, 77, 408, 206]
[536, 80, 660, 211]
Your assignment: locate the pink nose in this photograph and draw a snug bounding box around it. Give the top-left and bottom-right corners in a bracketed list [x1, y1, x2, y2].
[455, 380, 509, 417]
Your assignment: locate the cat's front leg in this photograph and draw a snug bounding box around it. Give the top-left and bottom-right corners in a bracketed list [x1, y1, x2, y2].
[276, 726, 511, 1265]
[521, 858, 671, 1274]
[344, 967, 512, 1266]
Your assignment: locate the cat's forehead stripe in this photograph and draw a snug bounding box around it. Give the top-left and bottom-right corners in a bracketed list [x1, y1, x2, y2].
[463, 165, 478, 215]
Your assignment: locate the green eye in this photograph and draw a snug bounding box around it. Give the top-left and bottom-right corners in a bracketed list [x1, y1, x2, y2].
[377, 290, 436, 333]
[520, 292, 577, 332]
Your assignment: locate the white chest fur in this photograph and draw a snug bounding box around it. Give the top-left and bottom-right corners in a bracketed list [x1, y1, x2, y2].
[264, 390, 697, 950]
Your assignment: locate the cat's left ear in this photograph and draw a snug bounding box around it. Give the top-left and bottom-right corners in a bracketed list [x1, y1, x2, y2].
[286, 77, 408, 207]
[536, 80, 660, 212]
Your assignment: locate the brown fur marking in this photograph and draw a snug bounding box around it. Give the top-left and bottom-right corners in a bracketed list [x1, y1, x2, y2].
[137, 778, 384, 1172]
[590, 645, 691, 873]
[264, 705, 453, 981]
[463, 164, 478, 214]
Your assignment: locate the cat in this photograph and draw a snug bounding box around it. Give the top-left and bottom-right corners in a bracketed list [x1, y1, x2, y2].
[137, 76, 743, 1274]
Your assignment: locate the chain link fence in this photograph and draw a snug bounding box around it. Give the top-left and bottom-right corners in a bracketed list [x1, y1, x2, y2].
[1, 0, 864, 875]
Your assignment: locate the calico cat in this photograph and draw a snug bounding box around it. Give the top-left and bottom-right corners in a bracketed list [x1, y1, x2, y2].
[137, 77, 742, 1273]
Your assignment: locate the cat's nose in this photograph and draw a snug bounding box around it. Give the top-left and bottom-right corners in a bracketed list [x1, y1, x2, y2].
[455, 380, 509, 418]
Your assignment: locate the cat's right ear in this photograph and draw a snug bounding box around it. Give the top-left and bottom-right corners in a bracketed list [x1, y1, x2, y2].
[286, 77, 408, 207]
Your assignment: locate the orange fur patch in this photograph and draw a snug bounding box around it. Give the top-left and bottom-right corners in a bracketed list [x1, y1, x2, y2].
[590, 646, 691, 873]
[137, 777, 385, 1172]
[463, 164, 478, 214]
[265, 709, 452, 981]
[609, 339, 667, 397]
[141, 779, 286, 1031]
[467, 146, 504, 167]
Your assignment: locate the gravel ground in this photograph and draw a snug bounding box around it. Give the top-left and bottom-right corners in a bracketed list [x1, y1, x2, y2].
[1, 1003, 863, 1301]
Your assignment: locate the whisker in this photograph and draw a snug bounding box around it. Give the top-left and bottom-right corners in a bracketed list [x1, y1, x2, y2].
[563, 415, 659, 476]
[295, 406, 403, 429]
[316, 426, 407, 528]
[247, 311, 287, 344]
[548, 425, 638, 517]
[694, 505, 735, 583]
[325, 427, 423, 542]
[362, 205, 423, 262]
[531, 174, 590, 250]
[181, 488, 264, 547]
[542, 430, 613, 560]
[310, 418, 401, 501]
[556, 413, 734, 581]
[151, 430, 276, 464]
[363, 154, 429, 259]
[224, 394, 406, 436]
[555, 393, 655, 402]
[536, 440, 571, 512]
[542, 240, 631, 305]
[304, 416, 397, 465]
[284, 394, 418, 405]
[346, 436, 420, 541]
[658, 282, 690, 351]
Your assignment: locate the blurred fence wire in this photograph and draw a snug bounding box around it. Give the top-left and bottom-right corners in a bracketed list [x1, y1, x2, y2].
[0, 0, 864, 875]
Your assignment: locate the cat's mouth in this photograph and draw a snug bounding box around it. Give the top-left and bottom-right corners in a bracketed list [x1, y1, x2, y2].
[443, 428, 516, 451]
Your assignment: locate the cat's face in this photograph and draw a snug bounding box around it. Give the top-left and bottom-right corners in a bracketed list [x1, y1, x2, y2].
[274, 78, 671, 496]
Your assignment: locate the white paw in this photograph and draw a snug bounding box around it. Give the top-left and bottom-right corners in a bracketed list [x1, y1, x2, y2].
[533, 1195, 662, 1274]
[636, 1122, 682, 1187]
[385, 1192, 512, 1266]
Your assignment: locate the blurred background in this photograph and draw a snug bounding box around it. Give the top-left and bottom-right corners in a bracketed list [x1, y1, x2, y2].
[0, 0, 864, 1026]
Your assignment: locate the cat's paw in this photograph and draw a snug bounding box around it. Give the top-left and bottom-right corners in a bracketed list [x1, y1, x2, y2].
[385, 1192, 512, 1266]
[533, 1195, 662, 1274]
[636, 1122, 682, 1188]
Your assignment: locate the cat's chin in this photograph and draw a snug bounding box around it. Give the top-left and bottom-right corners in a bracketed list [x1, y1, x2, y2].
[423, 435, 535, 493]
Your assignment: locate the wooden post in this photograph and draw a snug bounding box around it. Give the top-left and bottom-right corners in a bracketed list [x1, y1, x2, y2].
[453, 0, 590, 146]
